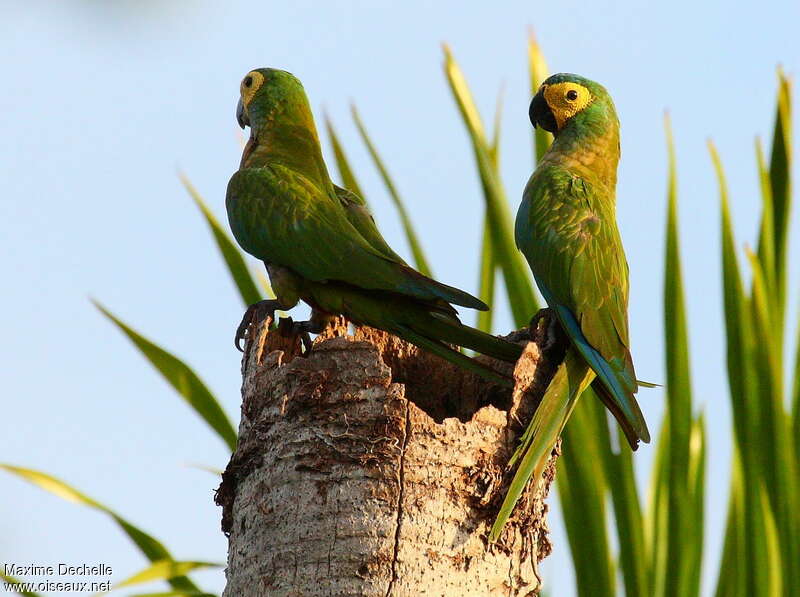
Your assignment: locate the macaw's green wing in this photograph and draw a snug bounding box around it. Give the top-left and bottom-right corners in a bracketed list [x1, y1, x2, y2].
[227, 166, 487, 311]
[517, 168, 649, 445]
[333, 185, 407, 265]
[333, 183, 367, 207]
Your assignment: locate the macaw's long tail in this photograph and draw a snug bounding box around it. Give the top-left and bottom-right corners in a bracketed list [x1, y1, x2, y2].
[307, 282, 524, 387]
[549, 302, 651, 449]
[422, 311, 524, 362]
[590, 379, 647, 449]
[489, 348, 595, 542]
[387, 311, 524, 388]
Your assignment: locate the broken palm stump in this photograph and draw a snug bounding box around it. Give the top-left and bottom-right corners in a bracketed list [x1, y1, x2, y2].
[216, 316, 563, 596]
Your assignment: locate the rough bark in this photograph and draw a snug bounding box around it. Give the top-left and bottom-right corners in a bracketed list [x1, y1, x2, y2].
[216, 316, 561, 596]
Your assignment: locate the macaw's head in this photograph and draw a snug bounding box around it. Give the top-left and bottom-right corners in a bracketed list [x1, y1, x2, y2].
[235, 68, 327, 176]
[236, 68, 313, 133]
[529, 73, 617, 136]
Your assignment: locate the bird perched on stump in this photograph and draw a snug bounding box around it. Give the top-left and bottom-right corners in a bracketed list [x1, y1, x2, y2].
[492, 73, 652, 540]
[226, 68, 523, 385]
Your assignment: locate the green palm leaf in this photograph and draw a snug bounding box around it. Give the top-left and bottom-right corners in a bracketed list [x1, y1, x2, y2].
[0, 466, 201, 594]
[112, 560, 220, 591]
[476, 216, 495, 332]
[180, 173, 262, 307]
[662, 115, 701, 597]
[713, 450, 746, 597]
[709, 141, 775, 597]
[686, 415, 706, 594]
[442, 45, 538, 325]
[765, 69, 792, 325]
[645, 414, 669, 595]
[754, 139, 777, 300]
[94, 302, 237, 451]
[601, 422, 648, 597]
[557, 397, 615, 597]
[324, 115, 366, 199]
[746, 247, 798, 592]
[350, 105, 433, 277]
[475, 89, 505, 331]
[794, 309, 800, 467]
[526, 30, 552, 164]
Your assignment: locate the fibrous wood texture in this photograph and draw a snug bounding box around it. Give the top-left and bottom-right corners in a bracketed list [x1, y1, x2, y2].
[216, 317, 560, 596]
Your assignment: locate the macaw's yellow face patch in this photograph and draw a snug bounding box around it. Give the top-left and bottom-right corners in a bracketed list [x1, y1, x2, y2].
[240, 70, 265, 107]
[542, 82, 593, 130]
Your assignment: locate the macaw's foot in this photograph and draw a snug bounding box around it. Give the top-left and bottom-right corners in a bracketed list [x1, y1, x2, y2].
[529, 307, 561, 353]
[277, 314, 332, 356]
[235, 299, 282, 352]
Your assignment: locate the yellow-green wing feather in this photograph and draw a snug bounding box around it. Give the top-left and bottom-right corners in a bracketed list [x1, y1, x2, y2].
[334, 184, 407, 264]
[226, 165, 486, 310]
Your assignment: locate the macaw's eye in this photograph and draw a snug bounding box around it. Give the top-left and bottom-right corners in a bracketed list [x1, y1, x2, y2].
[243, 76, 253, 88]
[566, 90, 578, 101]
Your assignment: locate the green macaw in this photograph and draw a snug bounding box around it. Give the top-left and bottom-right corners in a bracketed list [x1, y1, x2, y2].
[226, 68, 522, 385]
[491, 73, 651, 540]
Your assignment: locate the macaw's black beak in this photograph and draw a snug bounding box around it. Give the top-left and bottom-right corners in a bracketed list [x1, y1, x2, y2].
[236, 98, 250, 129]
[529, 89, 557, 133]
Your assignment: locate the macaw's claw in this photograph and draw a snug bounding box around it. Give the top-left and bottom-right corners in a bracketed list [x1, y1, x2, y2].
[529, 307, 561, 353]
[528, 307, 553, 331]
[235, 299, 282, 352]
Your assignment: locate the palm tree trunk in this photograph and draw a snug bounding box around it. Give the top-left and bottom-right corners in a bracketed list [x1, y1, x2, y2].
[216, 317, 560, 596]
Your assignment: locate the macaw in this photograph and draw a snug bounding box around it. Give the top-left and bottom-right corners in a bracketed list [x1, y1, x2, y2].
[226, 68, 523, 385]
[492, 73, 651, 540]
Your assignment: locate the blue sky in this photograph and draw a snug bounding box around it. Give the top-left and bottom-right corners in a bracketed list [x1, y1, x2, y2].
[1, 1, 798, 595]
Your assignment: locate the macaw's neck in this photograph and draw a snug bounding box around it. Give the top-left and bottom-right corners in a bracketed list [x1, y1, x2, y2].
[541, 111, 620, 190]
[241, 123, 331, 188]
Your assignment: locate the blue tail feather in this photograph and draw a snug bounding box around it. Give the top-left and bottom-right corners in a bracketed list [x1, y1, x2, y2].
[536, 280, 650, 446]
